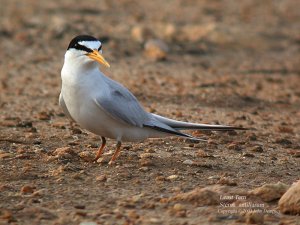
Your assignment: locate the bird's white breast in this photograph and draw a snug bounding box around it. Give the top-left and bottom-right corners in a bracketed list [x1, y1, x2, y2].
[61, 64, 162, 142]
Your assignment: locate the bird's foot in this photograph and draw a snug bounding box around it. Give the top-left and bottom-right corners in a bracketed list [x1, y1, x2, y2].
[108, 160, 115, 166]
[92, 157, 99, 163]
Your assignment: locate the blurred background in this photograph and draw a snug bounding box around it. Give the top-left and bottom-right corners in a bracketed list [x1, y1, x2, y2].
[0, 0, 299, 112]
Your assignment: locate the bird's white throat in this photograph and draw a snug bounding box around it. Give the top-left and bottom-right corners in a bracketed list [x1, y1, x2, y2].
[63, 50, 99, 73]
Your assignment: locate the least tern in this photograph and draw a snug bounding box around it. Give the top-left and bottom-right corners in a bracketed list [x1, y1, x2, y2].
[60, 35, 247, 165]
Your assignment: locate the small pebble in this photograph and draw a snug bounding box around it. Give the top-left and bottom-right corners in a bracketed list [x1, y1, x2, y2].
[79, 221, 96, 225]
[140, 158, 154, 166]
[173, 203, 185, 211]
[196, 149, 208, 157]
[75, 211, 87, 217]
[32, 189, 46, 197]
[145, 148, 155, 153]
[227, 143, 242, 151]
[164, 23, 177, 39]
[287, 149, 300, 157]
[251, 146, 263, 153]
[277, 126, 294, 134]
[131, 25, 152, 43]
[139, 153, 155, 159]
[131, 193, 144, 203]
[0, 152, 13, 159]
[139, 166, 149, 172]
[167, 175, 179, 181]
[0, 120, 17, 127]
[51, 122, 67, 129]
[20, 185, 36, 194]
[127, 210, 139, 220]
[147, 218, 162, 224]
[74, 205, 86, 209]
[181, 23, 215, 42]
[155, 176, 165, 182]
[96, 175, 107, 182]
[243, 152, 255, 158]
[275, 138, 292, 145]
[78, 151, 94, 162]
[207, 139, 217, 145]
[53, 147, 74, 156]
[217, 177, 237, 186]
[53, 147, 75, 160]
[71, 128, 82, 134]
[16, 120, 33, 128]
[36, 111, 51, 120]
[208, 175, 220, 180]
[144, 39, 168, 61]
[183, 159, 194, 165]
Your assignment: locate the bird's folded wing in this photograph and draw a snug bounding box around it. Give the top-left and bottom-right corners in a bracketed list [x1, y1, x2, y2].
[59, 93, 74, 121]
[94, 86, 149, 127]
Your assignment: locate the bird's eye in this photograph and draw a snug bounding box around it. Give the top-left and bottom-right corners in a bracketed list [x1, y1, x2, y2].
[98, 45, 102, 51]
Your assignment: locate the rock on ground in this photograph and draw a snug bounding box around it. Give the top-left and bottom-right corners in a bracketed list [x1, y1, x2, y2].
[170, 186, 219, 206]
[279, 180, 300, 215]
[249, 182, 289, 202]
[144, 39, 169, 61]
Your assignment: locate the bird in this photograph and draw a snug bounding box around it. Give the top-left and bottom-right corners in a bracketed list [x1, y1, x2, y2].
[59, 35, 247, 165]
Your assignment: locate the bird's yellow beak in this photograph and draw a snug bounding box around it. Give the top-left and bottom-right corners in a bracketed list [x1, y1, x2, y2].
[87, 50, 110, 68]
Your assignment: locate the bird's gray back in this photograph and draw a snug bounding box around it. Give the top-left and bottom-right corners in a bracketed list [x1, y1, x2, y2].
[95, 76, 150, 127]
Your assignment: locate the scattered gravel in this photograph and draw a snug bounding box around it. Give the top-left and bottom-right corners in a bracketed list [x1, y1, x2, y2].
[0, 0, 299, 224]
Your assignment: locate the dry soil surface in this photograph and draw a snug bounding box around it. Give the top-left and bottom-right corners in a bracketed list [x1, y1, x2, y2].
[0, 0, 300, 224]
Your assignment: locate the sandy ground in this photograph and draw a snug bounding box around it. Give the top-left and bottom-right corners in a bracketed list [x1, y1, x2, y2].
[0, 0, 300, 224]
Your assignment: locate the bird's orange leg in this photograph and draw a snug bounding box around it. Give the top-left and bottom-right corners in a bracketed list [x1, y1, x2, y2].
[108, 141, 122, 165]
[93, 136, 106, 162]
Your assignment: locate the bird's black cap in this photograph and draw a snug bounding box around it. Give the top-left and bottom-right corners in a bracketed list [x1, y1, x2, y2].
[67, 35, 99, 52]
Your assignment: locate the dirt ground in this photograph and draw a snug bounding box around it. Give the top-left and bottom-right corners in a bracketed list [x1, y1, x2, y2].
[0, 0, 299, 224]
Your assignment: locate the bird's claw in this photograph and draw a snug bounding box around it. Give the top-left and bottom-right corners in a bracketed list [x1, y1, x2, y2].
[92, 158, 99, 163]
[108, 160, 115, 165]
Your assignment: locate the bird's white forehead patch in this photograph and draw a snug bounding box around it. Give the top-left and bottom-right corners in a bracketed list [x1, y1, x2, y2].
[78, 40, 101, 50]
